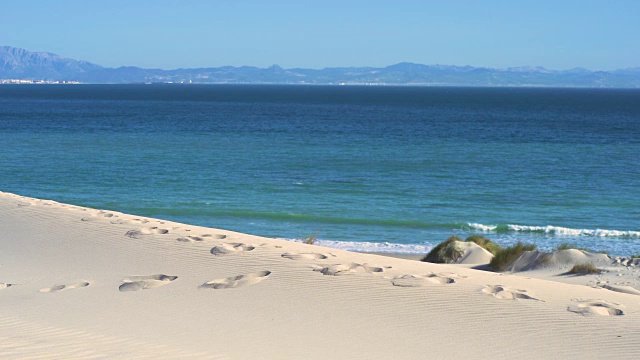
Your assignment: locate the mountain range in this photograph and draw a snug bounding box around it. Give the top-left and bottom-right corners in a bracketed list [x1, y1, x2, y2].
[2, 46, 639, 87]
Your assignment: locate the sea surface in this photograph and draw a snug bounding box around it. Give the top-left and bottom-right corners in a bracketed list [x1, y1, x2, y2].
[1, 84, 639, 255]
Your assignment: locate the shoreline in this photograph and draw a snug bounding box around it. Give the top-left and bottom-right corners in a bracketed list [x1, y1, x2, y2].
[363, 252, 424, 261]
[1, 190, 639, 358]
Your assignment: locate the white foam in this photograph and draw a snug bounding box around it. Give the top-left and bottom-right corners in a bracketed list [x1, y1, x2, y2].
[467, 223, 640, 237]
[280, 238, 432, 254]
[467, 223, 497, 231]
[507, 225, 640, 237]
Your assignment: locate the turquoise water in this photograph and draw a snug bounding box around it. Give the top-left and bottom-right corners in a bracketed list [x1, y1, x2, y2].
[1, 84, 639, 255]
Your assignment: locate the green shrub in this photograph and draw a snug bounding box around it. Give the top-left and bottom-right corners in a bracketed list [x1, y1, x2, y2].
[631, 254, 640, 259]
[303, 233, 317, 245]
[465, 235, 502, 255]
[422, 234, 504, 263]
[489, 241, 536, 272]
[568, 262, 602, 275]
[421, 235, 464, 263]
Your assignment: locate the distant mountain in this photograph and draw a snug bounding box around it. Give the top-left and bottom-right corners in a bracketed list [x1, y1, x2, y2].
[1, 46, 639, 88]
[612, 67, 640, 76]
[0, 46, 102, 79]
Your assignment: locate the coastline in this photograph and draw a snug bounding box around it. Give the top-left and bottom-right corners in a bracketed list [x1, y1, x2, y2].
[1, 190, 639, 359]
[3, 85, 639, 257]
[364, 252, 424, 261]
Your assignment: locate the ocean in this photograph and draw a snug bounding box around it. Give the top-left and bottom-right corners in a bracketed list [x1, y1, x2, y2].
[1, 84, 639, 255]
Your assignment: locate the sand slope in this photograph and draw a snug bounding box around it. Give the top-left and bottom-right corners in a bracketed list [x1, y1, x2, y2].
[454, 240, 494, 264]
[1, 191, 639, 359]
[502, 248, 640, 299]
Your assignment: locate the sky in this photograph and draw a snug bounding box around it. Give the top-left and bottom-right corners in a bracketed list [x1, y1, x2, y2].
[2, 0, 639, 71]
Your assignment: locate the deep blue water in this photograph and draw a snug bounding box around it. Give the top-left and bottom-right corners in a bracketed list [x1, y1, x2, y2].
[1, 84, 639, 255]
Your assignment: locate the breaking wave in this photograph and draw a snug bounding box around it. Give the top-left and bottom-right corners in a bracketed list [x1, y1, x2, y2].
[467, 223, 640, 238]
[280, 238, 433, 254]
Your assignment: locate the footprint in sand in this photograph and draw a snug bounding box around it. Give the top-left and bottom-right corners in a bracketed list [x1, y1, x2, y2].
[39, 282, 90, 293]
[119, 274, 178, 292]
[391, 273, 457, 287]
[313, 263, 384, 276]
[125, 227, 170, 238]
[200, 271, 271, 289]
[210, 243, 255, 255]
[482, 285, 542, 301]
[1, 283, 13, 290]
[568, 299, 624, 316]
[281, 252, 329, 260]
[177, 234, 227, 243]
[130, 218, 150, 224]
[81, 211, 117, 222]
[110, 218, 151, 225]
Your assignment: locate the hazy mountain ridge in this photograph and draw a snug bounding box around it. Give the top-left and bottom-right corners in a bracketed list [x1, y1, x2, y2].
[1, 46, 639, 87]
[0, 46, 102, 79]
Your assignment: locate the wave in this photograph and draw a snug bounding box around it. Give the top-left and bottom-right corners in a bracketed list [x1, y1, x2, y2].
[299, 224, 640, 255]
[279, 238, 432, 254]
[135, 206, 470, 230]
[467, 223, 640, 238]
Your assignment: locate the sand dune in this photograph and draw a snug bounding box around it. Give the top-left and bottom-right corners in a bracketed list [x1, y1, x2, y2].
[1, 190, 639, 359]
[454, 241, 494, 264]
[501, 248, 640, 298]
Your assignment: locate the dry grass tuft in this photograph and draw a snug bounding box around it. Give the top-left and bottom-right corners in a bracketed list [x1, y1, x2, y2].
[489, 241, 536, 272]
[568, 262, 602, 275]
[422, 234, 503, 263]
[554, 242, 608, 254]
[421, 236, 464, 263]
[303, 233, 317, 245]
[465, 235, 502, 255]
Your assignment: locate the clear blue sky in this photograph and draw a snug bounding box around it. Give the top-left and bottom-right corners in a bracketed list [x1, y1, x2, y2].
[2, 0, 638, 70]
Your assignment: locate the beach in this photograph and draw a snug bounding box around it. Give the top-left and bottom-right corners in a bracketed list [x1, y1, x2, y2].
[1, 190, 638, 359]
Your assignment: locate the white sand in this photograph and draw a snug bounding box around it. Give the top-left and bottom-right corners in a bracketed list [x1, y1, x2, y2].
[1, 191, 639, 359]
[453, 240, 494, 264]
[500, 249, 640, 297]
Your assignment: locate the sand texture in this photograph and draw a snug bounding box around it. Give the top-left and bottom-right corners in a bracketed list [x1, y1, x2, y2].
[1, 191, 639, 359]
[452, 240, 494, 264]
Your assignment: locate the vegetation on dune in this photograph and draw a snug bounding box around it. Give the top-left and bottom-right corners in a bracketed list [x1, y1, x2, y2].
[568, 262, 602, 275]
[465, 235, 502, 256]
[422, 235, 543, 271]
[489, 241, 537, 272]
[424, 237, 619, 272]
[554, 242, 608, 254]
[421, 235, 464, 263]
[303, 233, 318, 245]
[555, 242, 583, 251]
[422, 234, 503, 263]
